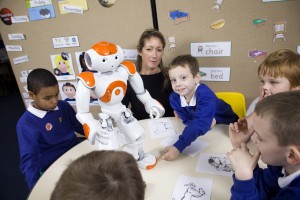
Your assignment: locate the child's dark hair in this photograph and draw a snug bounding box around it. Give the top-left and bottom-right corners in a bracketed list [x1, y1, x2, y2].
[168, 54, 199, 77]
[27, 68, 58, 94]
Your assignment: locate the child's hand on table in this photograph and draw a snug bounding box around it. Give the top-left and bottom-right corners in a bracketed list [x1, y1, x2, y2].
[159, 146, 180, 161]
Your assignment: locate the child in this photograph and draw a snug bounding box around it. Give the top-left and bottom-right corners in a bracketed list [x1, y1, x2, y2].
[227, 91, 300, 199]
[16, 68, 84, 190]
[247, 49, 300, 115]
[232, 49, 300, 148]
[50, 150, 145, 200]
[160, 54, 238, 161]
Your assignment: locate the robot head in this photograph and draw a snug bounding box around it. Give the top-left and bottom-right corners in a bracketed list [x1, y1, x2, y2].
[84, 41, 124, 73]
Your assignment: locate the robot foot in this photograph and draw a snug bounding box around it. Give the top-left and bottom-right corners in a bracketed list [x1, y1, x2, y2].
[137, 153, 157, 170]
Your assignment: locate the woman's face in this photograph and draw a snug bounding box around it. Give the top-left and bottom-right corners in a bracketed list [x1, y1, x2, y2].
[139, 36, 164, 71]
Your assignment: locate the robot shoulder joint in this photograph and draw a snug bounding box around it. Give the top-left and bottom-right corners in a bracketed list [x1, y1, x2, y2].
[77, 72, 95, 88]
[120, 61, 136, 75]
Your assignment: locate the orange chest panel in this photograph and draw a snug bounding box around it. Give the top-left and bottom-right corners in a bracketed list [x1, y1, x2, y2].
[99, 80, 127, 103]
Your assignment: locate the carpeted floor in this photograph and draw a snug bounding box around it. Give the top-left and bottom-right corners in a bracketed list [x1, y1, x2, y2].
[0, 90, 30, 200]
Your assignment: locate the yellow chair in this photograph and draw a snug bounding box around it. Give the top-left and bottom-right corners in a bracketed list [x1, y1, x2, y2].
[215, 92, 246, 119]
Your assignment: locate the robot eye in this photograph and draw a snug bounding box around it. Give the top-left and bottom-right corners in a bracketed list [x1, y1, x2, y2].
[115, 56, 118, 59]
[102, 58, 107, 62]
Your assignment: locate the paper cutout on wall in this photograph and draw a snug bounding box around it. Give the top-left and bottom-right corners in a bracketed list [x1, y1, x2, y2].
[168, 36, 176, 51]
[273, 21, 286, 43]
[11, 16, 29, 23]
[212, 0, 224, 12]
[25, 0, 55, 21]
[169, 9, 189, 25]
[59, 81, 77, 105]
[253, 18, 267, 27]
[58, 0, 88, 14]
[50, 53, 75, 80]
[210, 19, 225, 30]
[248, 49, 267, 62]
[199, 67, 230, 82]
[52, 36, 80, 48]
[13, 55, 29, 65]
[0, 8, 13, 25]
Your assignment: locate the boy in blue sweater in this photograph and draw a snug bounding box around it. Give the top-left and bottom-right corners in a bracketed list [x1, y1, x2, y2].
[16, 68, 84, 190]
[227, 91, 300, 199]
[160, 54, 238, 161]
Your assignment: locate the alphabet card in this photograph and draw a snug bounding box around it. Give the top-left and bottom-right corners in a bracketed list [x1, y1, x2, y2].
[199, 67, 230, 81]
[171, 175, 213, 200]
[190, 41, 231, 57]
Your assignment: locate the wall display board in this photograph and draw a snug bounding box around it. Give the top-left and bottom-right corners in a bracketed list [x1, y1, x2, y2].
[155, 0, 300, 106]
[0, 0, 153, 116]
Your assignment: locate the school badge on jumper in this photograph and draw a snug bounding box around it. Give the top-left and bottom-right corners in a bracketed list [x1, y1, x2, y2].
[59, 117, 62, 123]
[45, 123, 53, 131]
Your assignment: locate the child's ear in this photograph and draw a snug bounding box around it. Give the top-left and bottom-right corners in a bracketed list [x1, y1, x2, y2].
[195, 73, 201, 84]
[287, 146, 300, 165]
[28, 91, 35, 99]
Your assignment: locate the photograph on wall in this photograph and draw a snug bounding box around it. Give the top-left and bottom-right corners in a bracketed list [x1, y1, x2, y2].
[25, 0, 55, 21]
[50, 52, 75, 80]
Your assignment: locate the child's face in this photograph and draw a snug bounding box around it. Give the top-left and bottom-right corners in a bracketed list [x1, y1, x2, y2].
[251, 113, 289, 166]
[29, 85, 59, 111]
[259, 75, 292, 99]
[63, 86, 76, 99]
[169, 65, 200, 101]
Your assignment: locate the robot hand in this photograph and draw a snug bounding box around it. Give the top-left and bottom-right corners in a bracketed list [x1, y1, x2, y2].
[149, 107, 162, 119]
[76, 113, 101, 145]
[137, 90, 165, 119]
[94, 127, 119, 150]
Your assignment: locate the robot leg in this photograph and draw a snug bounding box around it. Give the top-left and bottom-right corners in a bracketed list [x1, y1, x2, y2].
[116, 109, 157, 170]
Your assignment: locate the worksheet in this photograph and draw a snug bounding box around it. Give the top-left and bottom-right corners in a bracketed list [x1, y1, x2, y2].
[196, 153, 234, 176]
[148, 118, 177, 138]
[171, 175, 213, 200]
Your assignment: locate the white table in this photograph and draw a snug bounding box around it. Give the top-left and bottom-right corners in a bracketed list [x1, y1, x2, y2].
[28, 117, 234, 200]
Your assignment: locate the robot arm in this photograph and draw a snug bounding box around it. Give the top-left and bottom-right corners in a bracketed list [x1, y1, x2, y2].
[76, 74, 101, 144]
[137, 90, 165, 119]
[120, 62, 165, 119]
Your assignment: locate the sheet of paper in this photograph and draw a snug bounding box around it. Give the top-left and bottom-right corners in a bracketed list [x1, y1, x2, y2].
[171, 175, 213, 200]
[148, 118, 177, 138]
[161, 135, 209, 157]
[196, 153, 234, 176]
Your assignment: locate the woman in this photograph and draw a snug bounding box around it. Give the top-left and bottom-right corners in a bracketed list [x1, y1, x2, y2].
[122, 28, 174, 120]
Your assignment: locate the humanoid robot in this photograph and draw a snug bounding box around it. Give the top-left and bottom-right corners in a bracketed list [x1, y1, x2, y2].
[75, 41, 165, 169]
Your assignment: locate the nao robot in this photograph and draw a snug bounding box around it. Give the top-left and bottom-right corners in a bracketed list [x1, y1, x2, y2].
[75, 41, 165, 169]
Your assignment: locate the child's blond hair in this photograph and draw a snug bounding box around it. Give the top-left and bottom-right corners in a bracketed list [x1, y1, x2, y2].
[258, 49, 300, 88]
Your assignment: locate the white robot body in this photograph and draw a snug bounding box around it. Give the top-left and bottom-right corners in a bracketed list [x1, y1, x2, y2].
[76, 41, 165, 170]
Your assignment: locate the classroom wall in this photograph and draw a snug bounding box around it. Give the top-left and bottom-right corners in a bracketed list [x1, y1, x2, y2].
[0, 0, 299, 116]
[157, 0, 300, 105]
[0, 0, 153, 117]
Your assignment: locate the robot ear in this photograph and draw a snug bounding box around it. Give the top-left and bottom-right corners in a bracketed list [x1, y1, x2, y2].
[84, 52, 93, 70]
